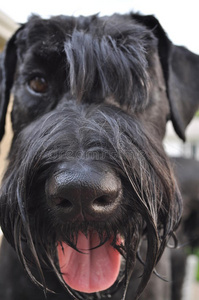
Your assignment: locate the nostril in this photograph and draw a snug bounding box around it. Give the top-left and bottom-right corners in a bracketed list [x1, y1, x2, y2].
[53, 197, 73, 209]
[93, 195, 113, 207]
[92, 189, 122, 210]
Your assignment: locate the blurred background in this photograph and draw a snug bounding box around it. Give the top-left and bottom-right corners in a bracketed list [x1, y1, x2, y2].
[0, 1, 199, 299]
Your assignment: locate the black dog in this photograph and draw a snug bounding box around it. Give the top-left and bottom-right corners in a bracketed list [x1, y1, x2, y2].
[0, 13, 199, 300]
[171, 157, 199, 300]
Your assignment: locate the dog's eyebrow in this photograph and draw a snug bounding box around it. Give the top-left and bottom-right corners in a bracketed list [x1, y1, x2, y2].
[64, 30, 150, 108]
[31, 43, 64, 59]
[19, 43, 65, 75]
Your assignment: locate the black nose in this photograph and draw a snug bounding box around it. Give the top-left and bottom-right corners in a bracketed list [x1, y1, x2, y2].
[46, 162, 122, 221]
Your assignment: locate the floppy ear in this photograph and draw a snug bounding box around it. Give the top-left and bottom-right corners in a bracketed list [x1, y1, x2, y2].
[0, 27, 23, 142]
[133, 14, 199, 141]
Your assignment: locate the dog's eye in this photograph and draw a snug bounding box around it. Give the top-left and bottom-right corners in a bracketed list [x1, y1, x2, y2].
[29, 77, 48, 94]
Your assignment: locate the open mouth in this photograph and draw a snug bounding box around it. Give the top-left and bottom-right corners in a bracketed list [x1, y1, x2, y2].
[57, 231, 122, 293]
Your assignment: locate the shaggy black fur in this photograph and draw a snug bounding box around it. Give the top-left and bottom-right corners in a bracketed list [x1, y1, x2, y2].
[0, 12, 199, 300]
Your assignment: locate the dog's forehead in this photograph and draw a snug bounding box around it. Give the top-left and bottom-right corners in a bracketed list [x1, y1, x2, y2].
[12, 14, 161, 112]
[16, 14, 155, 52]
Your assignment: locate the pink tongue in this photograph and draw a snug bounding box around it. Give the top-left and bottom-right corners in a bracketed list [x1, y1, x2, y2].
[57, 232, 121, 293]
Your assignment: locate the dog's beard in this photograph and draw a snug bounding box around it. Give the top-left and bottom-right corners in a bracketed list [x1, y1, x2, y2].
[19, 210, 143, 299]
[0, 104, 182, 299]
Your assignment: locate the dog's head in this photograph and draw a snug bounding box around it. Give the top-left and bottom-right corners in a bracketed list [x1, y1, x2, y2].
[0, 13, 198, 299]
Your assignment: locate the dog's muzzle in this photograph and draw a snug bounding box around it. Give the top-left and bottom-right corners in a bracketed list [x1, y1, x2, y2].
[45, 161, 122, 293]
[0, 103, 182, 298]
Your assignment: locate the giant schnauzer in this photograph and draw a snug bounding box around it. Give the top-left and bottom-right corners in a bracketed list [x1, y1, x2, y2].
[0, 12, 199, 300]
[171, 157, 199, 300]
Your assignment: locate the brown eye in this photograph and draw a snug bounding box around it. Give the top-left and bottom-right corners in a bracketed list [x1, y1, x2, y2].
[29, 77, 48, 94]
